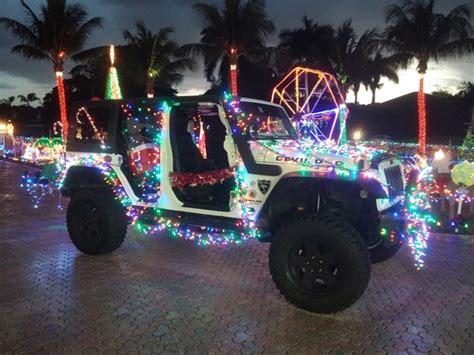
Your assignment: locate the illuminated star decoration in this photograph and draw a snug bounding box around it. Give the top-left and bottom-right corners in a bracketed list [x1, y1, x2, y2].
[105, 45, 123, 100]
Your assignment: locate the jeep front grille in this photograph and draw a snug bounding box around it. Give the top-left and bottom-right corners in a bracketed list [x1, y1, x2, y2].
[384, 165, 404, 199]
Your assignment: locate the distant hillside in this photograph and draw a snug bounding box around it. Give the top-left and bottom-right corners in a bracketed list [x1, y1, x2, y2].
[347, 92, 472, 144]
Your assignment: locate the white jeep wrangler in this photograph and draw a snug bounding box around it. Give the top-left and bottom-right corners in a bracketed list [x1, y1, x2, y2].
[61, 95, 406, 313]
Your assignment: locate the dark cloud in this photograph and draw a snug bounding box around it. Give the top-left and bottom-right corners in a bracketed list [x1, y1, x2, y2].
[0, 82, 17, 90]
[101, 0, 197, 6]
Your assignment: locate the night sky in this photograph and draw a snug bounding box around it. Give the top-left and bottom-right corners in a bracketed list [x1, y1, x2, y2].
[0, 0, 472, 104]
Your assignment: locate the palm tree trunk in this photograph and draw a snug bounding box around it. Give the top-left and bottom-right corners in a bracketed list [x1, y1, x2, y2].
[229, 52, 238, 96]
[418, 73, 427, 154]
[55, 67, 68, 140]
[146, 74, 154, 98]
[353, 82, 361, 104]
[340, 82, 349, 101]
[371, 88, 376, 104]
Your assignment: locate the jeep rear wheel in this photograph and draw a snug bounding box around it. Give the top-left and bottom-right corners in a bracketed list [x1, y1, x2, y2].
[269, 213, 371, 313]
[67, 188, 127, 255]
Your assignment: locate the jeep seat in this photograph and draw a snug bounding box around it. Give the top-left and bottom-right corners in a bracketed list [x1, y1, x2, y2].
[173, 108, 207, 173]
[171, 108, 215, 201]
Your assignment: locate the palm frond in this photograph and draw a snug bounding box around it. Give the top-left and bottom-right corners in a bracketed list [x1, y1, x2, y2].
[69, 17, 103, 48]
[11, 44, 50, 62]
[166, 57, 196, 73]
[123, 26, 139, 45]
[205, 56, 223, 83]
[385, 3, 409, 25]
[0, 17, 40, 44]
[193, 3, 224, 27]
[20, 0, 40, 25]
[437, 38, 474, 59]
[179, 43, 217, 58]
[27, 93, 40, 102]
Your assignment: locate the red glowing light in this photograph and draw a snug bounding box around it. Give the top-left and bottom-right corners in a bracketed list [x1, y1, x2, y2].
[418, 75, 427, 154]
[230, 66, 238, 96]
[55, 71, 68, 140]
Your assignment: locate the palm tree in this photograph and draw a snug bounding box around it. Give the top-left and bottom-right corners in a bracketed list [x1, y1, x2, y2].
[363, 52, 399, 104]
[17, 93, 42, 107]
[329, 20, 377, 97]
[382, 0, 474, 153]
[0, 96, 16, 107]
[182, 0, 275, 96]
[278, 16, 334, 70]
[457, 81, 473, 101]
[0, 0, 102, 137]
[123, 21, 195, 98]
[352, 66, 372, 104]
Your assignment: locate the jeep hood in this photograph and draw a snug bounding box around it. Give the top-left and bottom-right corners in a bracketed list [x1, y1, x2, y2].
[249, 140, 360, 174]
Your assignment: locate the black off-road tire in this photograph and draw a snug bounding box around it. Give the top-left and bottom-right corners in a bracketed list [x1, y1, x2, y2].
[67, 188, 127, 255]
[369, 235, 403, 263]
[269, 213, 371, 313]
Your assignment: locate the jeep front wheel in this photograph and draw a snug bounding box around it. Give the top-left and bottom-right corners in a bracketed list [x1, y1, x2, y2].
[66, 188, 127, 255]
[269, 213, 371, 313]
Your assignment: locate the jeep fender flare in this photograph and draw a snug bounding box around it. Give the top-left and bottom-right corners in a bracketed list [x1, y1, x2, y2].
[255, 172, 387, 230]
[60, 166, 110, 197]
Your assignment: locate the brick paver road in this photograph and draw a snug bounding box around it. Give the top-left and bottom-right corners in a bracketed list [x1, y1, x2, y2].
[0, 160, 473, 354]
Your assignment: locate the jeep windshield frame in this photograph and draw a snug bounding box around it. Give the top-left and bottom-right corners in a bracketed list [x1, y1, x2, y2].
[225, 100, 298, 141]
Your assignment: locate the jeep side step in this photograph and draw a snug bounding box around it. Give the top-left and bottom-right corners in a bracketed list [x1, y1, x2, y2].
[140, 208, 248, 232]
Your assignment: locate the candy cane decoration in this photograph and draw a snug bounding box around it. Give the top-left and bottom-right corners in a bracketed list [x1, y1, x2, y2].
[75, 107, 105, 145]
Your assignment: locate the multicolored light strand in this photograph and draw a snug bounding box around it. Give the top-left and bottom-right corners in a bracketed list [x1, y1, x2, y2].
[404, 163, 436, 269]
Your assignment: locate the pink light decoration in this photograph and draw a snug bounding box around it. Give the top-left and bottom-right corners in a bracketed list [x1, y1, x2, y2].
[271, 67, 348, 144]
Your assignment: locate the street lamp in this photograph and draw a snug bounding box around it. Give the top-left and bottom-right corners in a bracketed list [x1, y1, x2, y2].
[353, 129, 363, 141]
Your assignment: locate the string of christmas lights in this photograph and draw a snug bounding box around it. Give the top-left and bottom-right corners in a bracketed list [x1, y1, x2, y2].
[404, 164, 436, 269]
[418, 74, 427, 154]
[105, 45, 123, 100]
[55, 70, 68, 140]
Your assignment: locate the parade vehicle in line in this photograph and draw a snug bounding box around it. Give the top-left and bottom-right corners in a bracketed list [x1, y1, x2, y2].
[0, 121, 15, 157]
[61, 95, 406, 313]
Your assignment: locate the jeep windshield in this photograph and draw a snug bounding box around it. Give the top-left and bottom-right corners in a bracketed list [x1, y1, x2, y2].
[233, 101, 297, 141]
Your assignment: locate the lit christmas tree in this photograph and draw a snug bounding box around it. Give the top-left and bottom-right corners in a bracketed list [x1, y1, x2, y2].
[460, 128, 474, 161]
[105, 45, 123, 100]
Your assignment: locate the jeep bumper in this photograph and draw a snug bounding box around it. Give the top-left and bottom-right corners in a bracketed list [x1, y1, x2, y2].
[379, 202, 406, 238]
